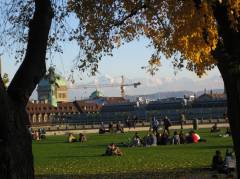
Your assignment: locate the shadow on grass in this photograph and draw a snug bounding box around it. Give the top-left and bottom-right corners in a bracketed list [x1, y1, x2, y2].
[48, 154, 102, 159]
[196, 144, 233, 150]
[36, 168, 236, 179]
[33, 141, 67, 145]
[72, 144, 108, 148]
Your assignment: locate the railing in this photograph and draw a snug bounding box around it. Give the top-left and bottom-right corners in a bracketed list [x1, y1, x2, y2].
[31, 118, 228, 131]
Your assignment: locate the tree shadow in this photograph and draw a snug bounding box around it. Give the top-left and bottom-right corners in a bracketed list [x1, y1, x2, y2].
[35, 168, 233, 179]
[48, 154, 101, 159]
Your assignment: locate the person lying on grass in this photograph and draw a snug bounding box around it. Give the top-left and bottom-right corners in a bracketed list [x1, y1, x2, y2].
[104, 143, 123, 156]
[187, 130, 207, 144]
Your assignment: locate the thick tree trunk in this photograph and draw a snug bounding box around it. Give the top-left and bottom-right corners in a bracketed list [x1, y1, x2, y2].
[0, 86, 34, 179]
[218, 58, 240, 176]
[211, 2, 240, 177]
[0, 0, 53, 178]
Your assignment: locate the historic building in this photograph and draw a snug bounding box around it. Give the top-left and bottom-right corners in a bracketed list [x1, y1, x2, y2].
[27, 88, 128, 125]
[37, 67, 68, 106]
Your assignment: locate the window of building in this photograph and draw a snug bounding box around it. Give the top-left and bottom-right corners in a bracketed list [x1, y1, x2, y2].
[44, 114, 48, 122]
[38, 114, 42, 123]
[32, 114, 36, 123]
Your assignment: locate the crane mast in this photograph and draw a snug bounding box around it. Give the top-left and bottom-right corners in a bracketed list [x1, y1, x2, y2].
[120, 76, 125, 98]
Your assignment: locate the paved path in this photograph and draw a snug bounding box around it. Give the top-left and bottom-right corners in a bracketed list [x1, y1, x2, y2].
[45, 123, 229, 136]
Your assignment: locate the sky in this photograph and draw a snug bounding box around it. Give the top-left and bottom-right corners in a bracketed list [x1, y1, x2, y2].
[1, 37, 224, 100]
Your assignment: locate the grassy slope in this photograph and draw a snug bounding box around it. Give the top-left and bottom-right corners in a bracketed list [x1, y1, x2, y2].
[33, 129, 233, 176]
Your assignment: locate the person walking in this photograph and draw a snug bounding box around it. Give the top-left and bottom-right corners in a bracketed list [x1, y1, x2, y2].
[180, 113, 186, 130]
[163, 116, 172, 135]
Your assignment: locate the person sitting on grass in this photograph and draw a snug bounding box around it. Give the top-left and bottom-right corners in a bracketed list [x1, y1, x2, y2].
[172, 131, 180, 145]
[131, 132, 141, 147]
[143, 133, 152, 147]
[109, 122, 114, 133]
[104, 143, 123, 156]
[68, 133, 77, 143]
[79, 133, 87, 143]
[116, 121, 124, 133]
[210, 123, 220, 133]
[179, 130, 185, 144]
[150, 133, 157, 146]
[223, 149, 236, 174]
[99, 122, 106, 134]
[212, 150, 224, 172]
[185, 131, 193, 143]
[160, 130, 169, 145]
[156, 132, 162, 145]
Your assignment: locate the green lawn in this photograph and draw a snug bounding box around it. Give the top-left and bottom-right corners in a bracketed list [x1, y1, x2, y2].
[33, 128, 233, 177]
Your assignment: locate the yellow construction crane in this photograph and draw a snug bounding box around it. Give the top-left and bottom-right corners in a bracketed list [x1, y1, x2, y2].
[70, 75, 141, 98]
[120, 76, 141, 98]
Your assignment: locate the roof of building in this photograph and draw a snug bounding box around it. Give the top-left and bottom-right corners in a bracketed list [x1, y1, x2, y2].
[89, 90, 104, 99]
[27, 101, 80, 114]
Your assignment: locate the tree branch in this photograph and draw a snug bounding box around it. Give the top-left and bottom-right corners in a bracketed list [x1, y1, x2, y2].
[114, 3, 147, 27]
[7, 0, 53, 106]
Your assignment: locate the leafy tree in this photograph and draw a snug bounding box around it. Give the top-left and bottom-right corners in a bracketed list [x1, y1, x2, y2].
[0, 0, 240, 178]
[67, 0, 240, 175]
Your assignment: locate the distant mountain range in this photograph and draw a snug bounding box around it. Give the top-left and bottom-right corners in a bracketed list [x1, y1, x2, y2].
[125, 89, 224, 101]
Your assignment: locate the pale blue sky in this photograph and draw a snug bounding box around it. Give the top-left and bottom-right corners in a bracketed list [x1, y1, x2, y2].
[1, 37, 223, 99]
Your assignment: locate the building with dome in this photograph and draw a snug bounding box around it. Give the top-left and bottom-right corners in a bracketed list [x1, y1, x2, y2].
[37, 67, 68, 106]
[89, 89, 104, 100]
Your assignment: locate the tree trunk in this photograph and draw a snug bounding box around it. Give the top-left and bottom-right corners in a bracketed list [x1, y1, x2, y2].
[0, 0, 53, 178]
[217, 58, 240, 176]
[0, 86, 34, 179]
[211, 2, 240, 177]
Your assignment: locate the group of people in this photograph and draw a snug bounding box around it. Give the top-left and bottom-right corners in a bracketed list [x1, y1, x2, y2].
[150, 115, 172, 134]
[29, 128, 46, 141]
[127, 130, 205, 147]
[99, 121, 124, 134]
[103, 143, 123, 156]
[125, 115, 137, 130]
[212, 149, 236, 174]
[68, 133, 87, 143]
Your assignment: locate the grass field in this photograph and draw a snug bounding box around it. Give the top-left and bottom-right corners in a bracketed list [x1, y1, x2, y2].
[33, 128, 233, 178]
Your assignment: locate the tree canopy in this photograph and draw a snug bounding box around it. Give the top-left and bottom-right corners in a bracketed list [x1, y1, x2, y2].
[1, 0, 239, 77]
[1, 1, 240, 178]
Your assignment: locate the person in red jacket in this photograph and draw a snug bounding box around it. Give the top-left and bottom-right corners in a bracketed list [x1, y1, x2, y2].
[191, 130, 200, 143]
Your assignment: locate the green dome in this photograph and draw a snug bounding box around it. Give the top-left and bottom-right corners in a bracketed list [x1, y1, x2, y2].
[39, 67, 67, 87]
[89, 90, 104, 99]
